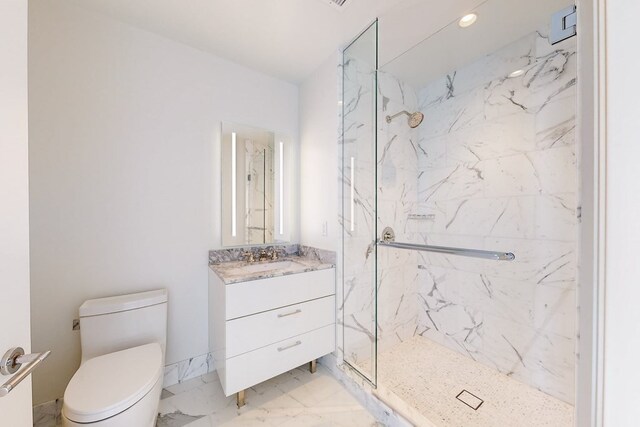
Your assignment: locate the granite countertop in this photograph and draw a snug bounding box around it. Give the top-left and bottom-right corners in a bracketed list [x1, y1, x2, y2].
[209, 255, 335, 284]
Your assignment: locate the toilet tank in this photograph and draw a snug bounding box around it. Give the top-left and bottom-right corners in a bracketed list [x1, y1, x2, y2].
[78, 289, 168, 363]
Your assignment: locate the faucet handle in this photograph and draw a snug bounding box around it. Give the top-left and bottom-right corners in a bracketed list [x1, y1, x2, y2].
[242, 251, 255, 263]
[271, 248, 285, 260]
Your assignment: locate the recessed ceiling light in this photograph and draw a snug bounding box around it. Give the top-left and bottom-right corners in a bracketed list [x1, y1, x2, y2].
[458, 13, 478, 28]
[508, 69, 525, 78]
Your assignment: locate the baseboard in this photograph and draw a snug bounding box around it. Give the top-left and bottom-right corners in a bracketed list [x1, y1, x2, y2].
[33, 398, 62, 427]
[163, 352, 214, 388]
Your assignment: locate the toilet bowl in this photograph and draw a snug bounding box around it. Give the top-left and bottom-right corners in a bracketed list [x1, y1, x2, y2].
[62, 290, 168, 427]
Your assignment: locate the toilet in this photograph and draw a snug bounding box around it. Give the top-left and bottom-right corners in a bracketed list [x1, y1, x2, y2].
[62, 289, 168, 427]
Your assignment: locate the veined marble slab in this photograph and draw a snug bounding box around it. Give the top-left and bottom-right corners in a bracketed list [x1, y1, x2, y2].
[208, 244, 299, 264]
[209, 255, 335, 285]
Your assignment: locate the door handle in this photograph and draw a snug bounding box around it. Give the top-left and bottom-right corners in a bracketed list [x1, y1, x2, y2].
[0, 347, 51, 397]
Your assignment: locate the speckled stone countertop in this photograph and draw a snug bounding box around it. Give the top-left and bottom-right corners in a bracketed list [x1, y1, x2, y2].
[209, 255, 335, 285]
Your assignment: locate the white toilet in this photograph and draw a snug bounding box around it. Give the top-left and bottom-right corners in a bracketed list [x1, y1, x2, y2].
[62, 289, 168, 427]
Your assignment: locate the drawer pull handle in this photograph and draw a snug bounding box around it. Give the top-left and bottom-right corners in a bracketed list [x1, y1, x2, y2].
[277, 341, 302, 352]
[277, 309, 302, 318]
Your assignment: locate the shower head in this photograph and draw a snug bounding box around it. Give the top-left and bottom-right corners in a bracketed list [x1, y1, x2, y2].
[385, 110, 424, 128]
[408, 111, 424, 128]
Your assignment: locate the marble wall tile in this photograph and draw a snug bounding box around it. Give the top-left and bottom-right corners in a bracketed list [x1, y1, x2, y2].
[482, 237, 576, 286]
[443, 196, 536, 239]
[379, 70, 418, 110]
[417, 133, 447, 169]
[477, 154, 543, 198]
[528, 332, 576, 403]
[377, 266, 419, 333]
[298, 245, 337, 264]
[476, 313, 539, 382]
[418, 163, 485, 203]
[419, 266, 537, 328]
[526, 145, 578, 195]
[535, 193, 578, 241]
[376, 70, 422, 354]
[413, 200, 447, 234]
[421, 86, 486, 140]
[163, 352, 214, 389]
[342, 58, 426, 371]
[443, 32, 538, 97]
[341, 52, 378, 373]
[412, 26, 578, 404]
[444, 112, 537, 166]
[378, 165, 418, 207]
[533, 286, 576, 338]
[535, 96, 577, 150]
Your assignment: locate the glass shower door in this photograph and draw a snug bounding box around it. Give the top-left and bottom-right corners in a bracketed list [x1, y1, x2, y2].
[372, 0, 579, 423]
[341, 20, 378, 384]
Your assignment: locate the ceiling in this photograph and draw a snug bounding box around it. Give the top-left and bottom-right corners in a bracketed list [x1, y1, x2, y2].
[69, 0, 405, 83]
[68, 0, 566, 85]
[382, 0, 574, 88]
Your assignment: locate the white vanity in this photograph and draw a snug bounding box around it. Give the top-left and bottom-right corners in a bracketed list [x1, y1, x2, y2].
[208, 250, 336, 407]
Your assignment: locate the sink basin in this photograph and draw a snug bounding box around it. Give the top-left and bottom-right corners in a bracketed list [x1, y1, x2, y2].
[241, 260, 298, 273]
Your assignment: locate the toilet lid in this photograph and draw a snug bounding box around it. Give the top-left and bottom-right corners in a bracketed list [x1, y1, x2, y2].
[63, 343, 163, 423]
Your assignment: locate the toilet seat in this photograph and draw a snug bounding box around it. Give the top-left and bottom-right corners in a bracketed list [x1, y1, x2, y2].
[63, 343, 163, 424]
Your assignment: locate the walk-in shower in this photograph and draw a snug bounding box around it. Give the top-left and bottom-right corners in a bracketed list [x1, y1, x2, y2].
[341, 0, 579, 425]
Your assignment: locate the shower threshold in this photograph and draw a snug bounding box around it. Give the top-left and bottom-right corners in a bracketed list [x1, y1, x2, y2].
[369, 337, 573, 427]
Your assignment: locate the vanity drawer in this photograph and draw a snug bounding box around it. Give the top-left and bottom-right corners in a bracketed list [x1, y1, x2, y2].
[226, 295, 335, 357]
[223, 324, 335, 395]
[225, 268, 335, 320]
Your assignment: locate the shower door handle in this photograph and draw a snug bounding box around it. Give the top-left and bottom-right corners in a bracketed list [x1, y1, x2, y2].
[378, 227, 515, 261]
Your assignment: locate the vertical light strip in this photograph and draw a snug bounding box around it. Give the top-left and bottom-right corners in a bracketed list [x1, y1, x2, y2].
[350, 156, 355, 232]
[279, 141, 284, 235]
[231, 132, 237, 237]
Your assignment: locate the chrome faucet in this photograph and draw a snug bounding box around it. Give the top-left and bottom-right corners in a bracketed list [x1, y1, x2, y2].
[242, 251, 255, 263]
[270, 249, 283, 260]
[258, 249, 269, 262]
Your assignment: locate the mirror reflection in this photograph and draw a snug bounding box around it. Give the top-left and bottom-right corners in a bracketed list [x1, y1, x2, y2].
[221, 122, 286, 247]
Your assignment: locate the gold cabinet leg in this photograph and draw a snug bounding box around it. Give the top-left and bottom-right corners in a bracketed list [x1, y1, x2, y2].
[309, 359, 317, 374]
[236, 390, 246, 408]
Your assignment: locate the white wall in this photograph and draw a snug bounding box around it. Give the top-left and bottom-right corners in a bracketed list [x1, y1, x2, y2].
[0, 0, 32, 423]
[299, 53, 340, 251]
[603, 0, 640, 425]
[29, 0, 298, 405]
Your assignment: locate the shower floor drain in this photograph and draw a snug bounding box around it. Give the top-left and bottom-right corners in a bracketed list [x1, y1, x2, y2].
[456, 389, 484, 410]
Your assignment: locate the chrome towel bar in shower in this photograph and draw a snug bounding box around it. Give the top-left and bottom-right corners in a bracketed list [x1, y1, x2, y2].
[378, 227, 515, 261]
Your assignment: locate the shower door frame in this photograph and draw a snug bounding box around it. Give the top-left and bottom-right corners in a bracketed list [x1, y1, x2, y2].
[576, 0, 606, 425]
[340, 19, 379, 387]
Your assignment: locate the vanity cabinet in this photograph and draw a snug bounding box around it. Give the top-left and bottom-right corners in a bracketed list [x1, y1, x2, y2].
[208, 267, 336, 404]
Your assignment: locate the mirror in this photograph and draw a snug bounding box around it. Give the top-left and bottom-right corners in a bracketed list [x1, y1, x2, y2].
[221, 122, 289, 247]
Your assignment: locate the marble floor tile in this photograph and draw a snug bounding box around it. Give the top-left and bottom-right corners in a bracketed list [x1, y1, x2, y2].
[157, 365, 382, 427]
[33, 399, 63, 427]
